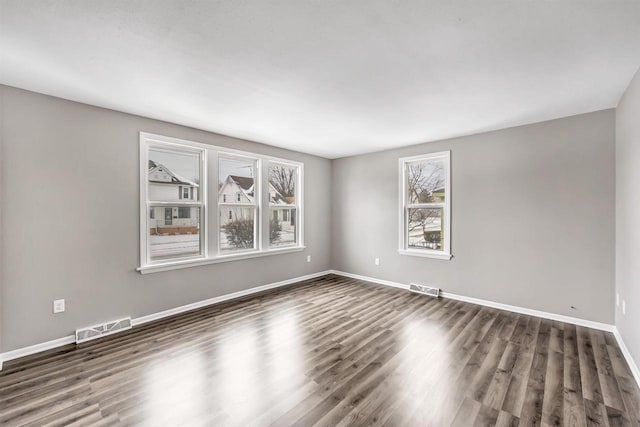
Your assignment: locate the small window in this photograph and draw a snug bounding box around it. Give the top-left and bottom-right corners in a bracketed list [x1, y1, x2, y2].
[183, 187, 190, 200]
[178, 207, 191, 218]
[236, 193, 241, 202]
[399, 151, 451, 259]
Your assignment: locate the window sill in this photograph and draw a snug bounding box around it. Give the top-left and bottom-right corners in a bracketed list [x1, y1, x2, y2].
[137, 246, 306, 274]
[398, 249, 452, 260]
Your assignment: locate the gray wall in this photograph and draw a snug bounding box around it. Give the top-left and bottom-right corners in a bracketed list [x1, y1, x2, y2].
[332, 110, 615, 324]
[0, 85, 332, 352]
[616, 68, 640, 367]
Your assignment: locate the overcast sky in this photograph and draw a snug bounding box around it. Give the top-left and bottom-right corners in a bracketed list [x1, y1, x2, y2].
[219, 157, 254, 183]
[150, 148, 200, 183]
[149, 148, 255, 184]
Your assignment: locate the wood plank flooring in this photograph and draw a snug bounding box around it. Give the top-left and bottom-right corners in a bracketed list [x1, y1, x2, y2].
[1, 274, 639, 426]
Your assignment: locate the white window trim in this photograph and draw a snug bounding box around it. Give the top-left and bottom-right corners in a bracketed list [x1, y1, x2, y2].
[138, 132, 305, 274]
[398, 151, 452, 260]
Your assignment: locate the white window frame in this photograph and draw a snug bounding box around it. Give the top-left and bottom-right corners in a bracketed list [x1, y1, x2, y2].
[398, 151, 452, 260]
[268, 160, 302, 249]
[138, 132, 305, 274]
[140, 136, 207, 267]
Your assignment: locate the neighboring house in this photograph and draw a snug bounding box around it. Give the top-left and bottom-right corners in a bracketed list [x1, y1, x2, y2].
[218, 175, 294, 226]
[148, 160, 200, 235]
[430, 187, 445, 202]
[417, 187, 445, 203]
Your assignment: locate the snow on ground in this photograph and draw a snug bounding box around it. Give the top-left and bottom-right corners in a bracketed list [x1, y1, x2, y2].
[150, 221, 297, 259]
[150, 234, 200, 259]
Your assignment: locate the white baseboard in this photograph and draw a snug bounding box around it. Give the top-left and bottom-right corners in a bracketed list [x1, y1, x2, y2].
[0, 270, 331, 370]
[131, 270, 331, 326]
[0, 335, 76, 369]
[613, 327, 640, 389]
[329, 270, 615, 332]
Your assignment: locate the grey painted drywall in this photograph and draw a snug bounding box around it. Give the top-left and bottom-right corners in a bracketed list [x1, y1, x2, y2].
[0, 85, 332, 352]
[616, 68, 640, 368]
[332, 110, 616, 324]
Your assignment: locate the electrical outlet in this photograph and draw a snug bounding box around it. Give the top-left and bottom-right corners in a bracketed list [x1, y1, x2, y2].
[53, 299, 65, 314]
[306, 255, 311, 263]
[616, 293, 620, 307]
[622, 300, 626, 315]
[374, 257, 380, 266]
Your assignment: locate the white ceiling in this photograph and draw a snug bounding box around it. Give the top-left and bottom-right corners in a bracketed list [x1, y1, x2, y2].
[1, 1, 639, 158]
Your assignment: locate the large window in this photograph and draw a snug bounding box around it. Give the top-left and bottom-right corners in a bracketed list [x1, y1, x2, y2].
[139, 133, 304, 273]
[399, 151, 451, 260]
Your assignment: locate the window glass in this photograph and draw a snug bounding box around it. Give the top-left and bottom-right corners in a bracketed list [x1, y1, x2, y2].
[219, 156, 258, 253]
[219, 207, 256, 252]
[148, 148, 200, 202]
[148, 206, 201, 261]
[269, 163, 299, 247]
[406, 158, 446, 204]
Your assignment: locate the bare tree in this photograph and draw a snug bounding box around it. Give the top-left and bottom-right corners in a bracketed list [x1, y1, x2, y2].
[269, 166, 296, 198]
[407, 161, 444, 203]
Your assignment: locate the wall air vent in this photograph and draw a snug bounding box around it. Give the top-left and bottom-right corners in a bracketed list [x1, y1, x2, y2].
[75, 317, 132, 344]
[409, 283, 440, 298]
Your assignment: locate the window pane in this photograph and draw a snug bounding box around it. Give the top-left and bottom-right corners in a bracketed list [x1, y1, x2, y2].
[406, 158, 446, 204]
[219, 157, 256, 204]
[148, 148, 200, 202]
[219, 207, 256, 252]
[407, 208, 444, 250]
[178, 207, 191, 218]
[148, 206, 201, 261]
[269, 164, 297, 205]
[270, 207, 296, 247]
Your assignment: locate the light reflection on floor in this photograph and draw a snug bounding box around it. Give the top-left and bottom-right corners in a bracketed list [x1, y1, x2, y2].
[144, 352, 207, 426]
[142, 304, 311, 425]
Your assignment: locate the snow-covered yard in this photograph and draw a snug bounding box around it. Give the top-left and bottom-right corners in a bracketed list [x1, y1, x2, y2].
[149, 234, 200, 260]
[408, 218, 442, 249]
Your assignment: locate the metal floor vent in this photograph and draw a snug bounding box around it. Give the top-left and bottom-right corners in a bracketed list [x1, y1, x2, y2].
[76, 317, 132, 344]
[409, 283, 440, 298]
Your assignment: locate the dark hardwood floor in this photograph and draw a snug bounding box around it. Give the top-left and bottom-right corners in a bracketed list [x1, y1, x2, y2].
[1, 274, 639, 426]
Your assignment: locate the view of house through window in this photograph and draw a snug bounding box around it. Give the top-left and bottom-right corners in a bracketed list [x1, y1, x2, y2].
[269, 163, 299, 247]
[147, 146, 203, 261]
[141, 133, 304, 270]
[400, 151, 450, 258]
[218, 156, 258, 252]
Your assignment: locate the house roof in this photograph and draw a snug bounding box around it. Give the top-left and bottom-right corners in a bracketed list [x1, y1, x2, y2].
[222, 175, 291, 205]
[148, 160, 199, 187]
[228, 175, 254, 191]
